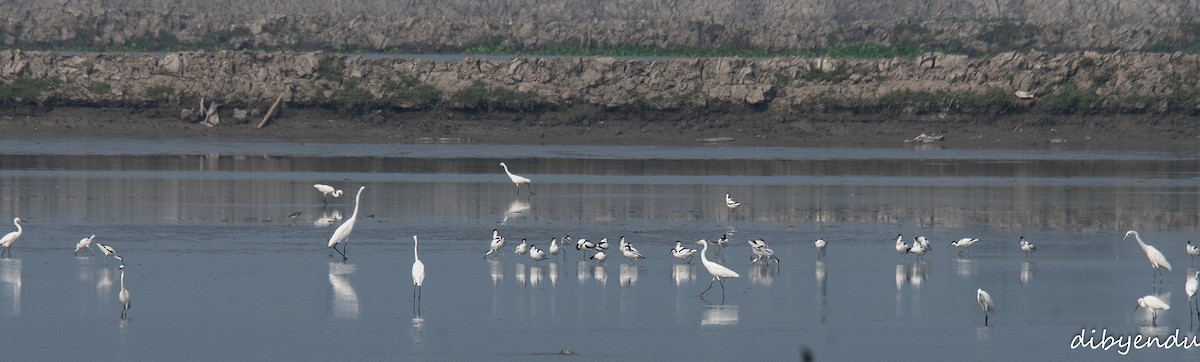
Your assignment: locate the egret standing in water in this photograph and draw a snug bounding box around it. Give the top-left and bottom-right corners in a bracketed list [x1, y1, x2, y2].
[75, 234, 96, 256]
[1186, 271, 1198, 317]
[118, 264, 131, 319]
[1136, 295, 1170, 325]
[499, 162, 534, 195]
[313, 184, 343, 205]
[694, 239, 740, 298]
[977, 288, 995, 326]
[0, 217, 24, 258]
[411, 235, 425, 309]
[1019, 236, 1038, 257]
[327, 186, 366, 261]
[1124, 230, 1172, 281]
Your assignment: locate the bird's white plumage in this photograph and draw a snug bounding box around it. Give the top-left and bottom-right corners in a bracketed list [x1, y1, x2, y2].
[596, 238, 609, 252]
[591, 250, 607, 261]
[1137, 295, 1170, 315]
[1186, 271, 1198, 300]
[977, 289, 995, 327]
[549, 238, 560, 256]
[327, 186, 366, 259]
[950, 238, 979, 253]
[75, 234, 96, 255]
[695, 239, 739, 279]
[576, 238, 596, 251]
[485, 229, 506, 257]
[412, 236, 425, 287]
[748, 239, 778, 264]
[1187, 240, 1199, 260]
[1019, 236, 1038, 255]
[895, 234, 910, 255]
[314, 184, 343, 198]
[724, 193, 741, 209]
[815, 239, 827, 250]
[0, 217, 24, 256]
[499, 162, 533, 194]
[118, 265, 131, 318]
[622, 243, 644, 261]
[530, 244, 547, 262]
[910, 240, 926, 257]
[1124, 230, 1172, 272]
[515, 239, 530, 256]
[671, 241, 697, 262]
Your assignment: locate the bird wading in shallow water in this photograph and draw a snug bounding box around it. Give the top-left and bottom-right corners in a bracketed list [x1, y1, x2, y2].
[0, 217, 24, 258]
[485, 229, 506, 258]
[977, 289, 995, 327]
[411, 235, 425, 311]
[1019, 236, 1038, 257]
[499, 162, 534, 195]
[1136, 295, 1169, 325]
[814, 239, 827, 258]
[949, 238, 979, 256]
[1124, 230, 1172, 281]
[1187, 240, 1199, 265]
[119, 264, 132, 319]
[672, 241, 697, 263]
[327, 186, 366, 261]
[75, 234, 96, 256]
[313, 184, 343, 205]
[694, 239, 740, 298]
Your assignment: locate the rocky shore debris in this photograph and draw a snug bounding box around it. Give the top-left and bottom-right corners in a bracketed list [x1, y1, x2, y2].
[905, 133, 945, 143]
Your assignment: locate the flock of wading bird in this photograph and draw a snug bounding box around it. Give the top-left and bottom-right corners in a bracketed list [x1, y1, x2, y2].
[2, 162, 1197, 324]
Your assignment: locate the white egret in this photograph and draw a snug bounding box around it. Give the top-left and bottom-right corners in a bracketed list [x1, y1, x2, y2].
[530, 244, 547, 263]
[748, 239, 779, 264]
[1019, 236, 1037, 257]
[725, 193, 741, 209]
[1187, 271, 1198, 302]
[313, 184, 343, 205]
[1136, 295, 1170, 323]
[895, 234, 910, 256]
[412, 235, 425, 305]
[672, 241, 697, 263]
[485, 229, 506, 258]
[515, 239, 530, 256]
[327, 186, 366, 260]
[97, 242, 116, 265]
[549, 238, 561, 258]
[1124, 230, 1172, 280]
[75, 234, 96, 256]
[694, 239, 739, 298]
[499, 162, 534, 195]
[949, 238, 979, 256]
[1187, 240, 1199, 264]
[814, 239, 827, 258]
[977, 288, 995, 326]
[0, 217, 24, 258]
[118, 264, 131, 319]
[621, 243, 645, 262]
[591, 250, 607, 262]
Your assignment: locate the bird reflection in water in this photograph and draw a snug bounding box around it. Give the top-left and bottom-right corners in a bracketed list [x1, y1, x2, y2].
[0, 258, 20, 316]
[701, 304, 739, 326]
[673, 264, 695, 287]
[1020, 261, 1034, 285]
[577, 260, 590, 284]
[548, 262, 558, 287]
[328, 262, 359, 319]
[910, 261, 928, 288]
[515, 263, 528, 287]
[488, 259, 504, 286]
[619, 263, 638, 286]
[529, 265, 544, 287]
[956, 258, 976, 277]
[815, 260, 827, 324]
[895, 264, 907, 291]
[749, 262, 776, 287]
[500, 198, 530, 225]
[593, 264, 607, 286]
[314, 209, 343, 227]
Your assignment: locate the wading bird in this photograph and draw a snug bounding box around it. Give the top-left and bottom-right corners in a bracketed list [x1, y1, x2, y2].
[1124, 230, 1172, 281]
[576, 238, 596, 252]
[748, 239, 779, 264]
[97, 242, 117, 265]
[1187, 271, 1199, 319]
[499, 162, 534, 195]
[977, 288, 995, 327]
[915, 236, 931, 253]
[118, 264, 131, 319]
[313, 184, 343, 205]
[327, 186, 366, 260]
[910, 240, 927, 260]
[1019, 236, 1038, 257]
[950, 238, 979, 256]
[814, 239, 827, 258]
[694, 239, 740, 298]
[411, 235, 425, 307]
[1187, 240, 1199, 265]
[725, 193, 741, 209]
[515, 239, 530, 256]
[1136, 295, 1170, 324]
[596, 238, 609, 252]
[672, 241, 697, 263]
[549, 238, 561, 258]
[0, 217, 24, 258]
[75, 234, 96, 256]
[485, 229, 506, 258]
[895, 234, 910, 256]
[622, 243, 645, 262]
[591, 250, 607, 262]
[530, 244, 547, 263]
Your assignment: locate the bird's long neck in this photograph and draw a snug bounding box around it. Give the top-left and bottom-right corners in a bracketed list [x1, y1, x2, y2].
[699, 241, 710, 263]
[349, 187, 365, 220]
[414, 237, 419, 260]
[13, 220, 20, 234]
[120, 269, 125, 289]
[1133, 233, 1149, 249]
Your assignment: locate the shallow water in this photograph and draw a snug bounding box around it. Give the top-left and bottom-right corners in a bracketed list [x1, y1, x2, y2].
[0, 138, 1198, 360]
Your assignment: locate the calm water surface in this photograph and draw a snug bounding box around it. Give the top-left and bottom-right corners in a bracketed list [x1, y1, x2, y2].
[0, 138, 1198, 360]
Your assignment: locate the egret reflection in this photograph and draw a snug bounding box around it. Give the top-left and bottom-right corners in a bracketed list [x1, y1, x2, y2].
[314, 209, 343, 227]
[328, 262, 359, 319]
[701, 304, 739, 326]
[501, 198, 530, 225]
[673, 264, 695, 287]
[0, 258, 20, 316]
[619, 263, 638, 286]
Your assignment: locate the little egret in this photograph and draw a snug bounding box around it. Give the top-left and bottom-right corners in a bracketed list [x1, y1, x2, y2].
[499, 162, 534, 195]
[1019, 236, 1038, 257]
[1136, 295, 1170, 323]
[313, 184, 343, 205]
[412, 235, 425, 305]
[814, 239, 827, 258]
[1187, 240, 1199, 264]
[75, 234, 96, 256]
[950, 238, 979, 256]
[327, 186, 366, 260]
[895, 234, 910, 256]
[1187, 271, 1199, 319]
[672, 241, 697, 263]
[1124, 230, 1172, 280]
[485, 229, 506, 258]
[118, 264, 131, 319]
[725, 193, 741, 209]
[977, 288, 995, 326]
[694, 239, 740, 298]
[515, 239, 530, 256]
[0, 217, 24, 258]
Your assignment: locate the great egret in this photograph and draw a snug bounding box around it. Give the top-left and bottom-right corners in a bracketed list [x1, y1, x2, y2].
[814, 239, 827, 258]
[748, 239, 779, 264]
[1187, 240, 1199, 264]
[118, 264, 131, 319]
[977, 288, 995, 326]
[97, 242, 117, 265]
[1124, 230, 1172, 280]
[725, 193, 741, 209]
[1019, 236, 1038, 257]
[672, 241, 697, 263]
[411, 235, 425, 310]
[950, 238, 979, 256]
[1136, 295, 1170, 324]
[895, 234, 910, 256]
[75, 234, 96, 256]
[485, 229, 506, 258]
[313, 184, 343, 205]
[515, 239, 530, 256]
[694, 239, 740, 298]
[0, 217, 24, 258]
[499, 162, 534, 195]
[327, 186, 366, 260]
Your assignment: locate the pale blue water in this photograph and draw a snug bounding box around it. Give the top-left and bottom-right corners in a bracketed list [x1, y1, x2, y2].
[0, 137, 1197, 360]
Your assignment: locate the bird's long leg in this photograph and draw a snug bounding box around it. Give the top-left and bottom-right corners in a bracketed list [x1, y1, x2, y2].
[332, 244, 348, 260]
[528, 183, 536, 195]
[984, 314, 988, 327]
[343, 242, 349, 260]
[700, 277, 716, 296]
[717, 278, 726, 298]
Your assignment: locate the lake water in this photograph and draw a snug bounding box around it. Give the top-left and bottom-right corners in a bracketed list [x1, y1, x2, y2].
[0, 138, 1198, 360]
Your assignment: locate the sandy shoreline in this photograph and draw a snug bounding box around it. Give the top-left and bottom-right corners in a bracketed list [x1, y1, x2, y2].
[1, 106, 1198, 153]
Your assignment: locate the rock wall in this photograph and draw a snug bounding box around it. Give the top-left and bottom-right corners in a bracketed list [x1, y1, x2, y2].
[3, 49, 1198, 116]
